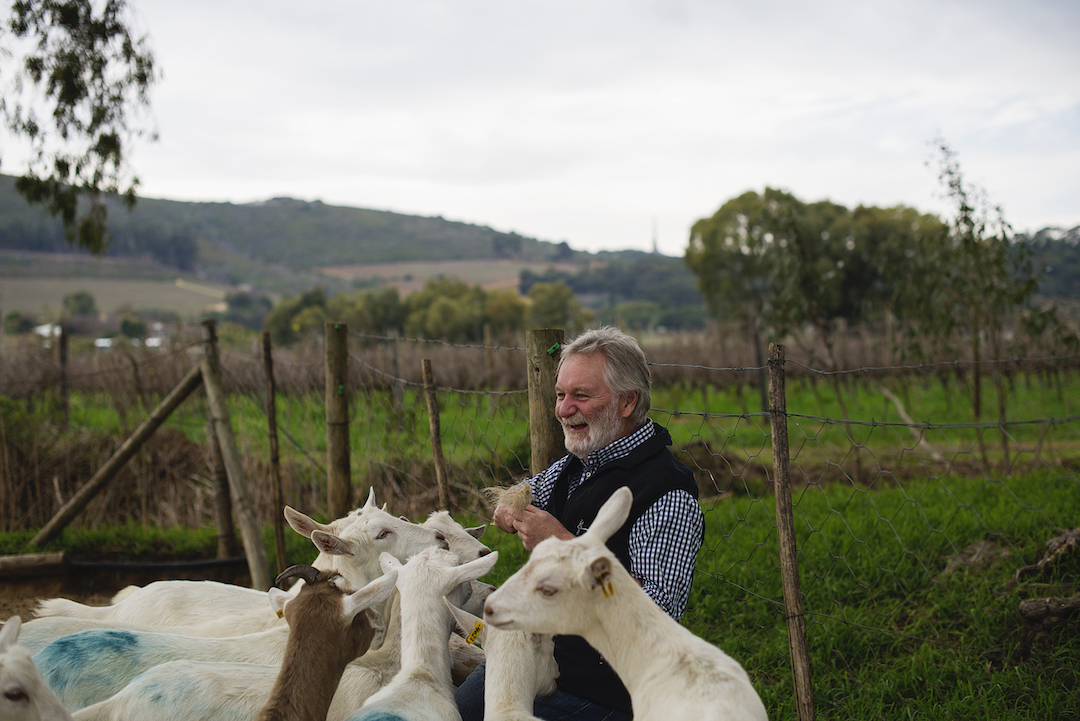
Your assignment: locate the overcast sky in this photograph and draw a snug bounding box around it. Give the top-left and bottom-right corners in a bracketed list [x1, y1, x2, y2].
[112, 1, 1080, 255]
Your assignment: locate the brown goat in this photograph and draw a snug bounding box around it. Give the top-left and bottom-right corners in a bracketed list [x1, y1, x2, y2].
[254, 565, 398, 721]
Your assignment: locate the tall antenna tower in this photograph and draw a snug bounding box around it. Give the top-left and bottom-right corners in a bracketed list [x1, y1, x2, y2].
[651, 216, 659, 254]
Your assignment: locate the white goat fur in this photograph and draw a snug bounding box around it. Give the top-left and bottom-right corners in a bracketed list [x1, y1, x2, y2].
[71, 576, 405, 721]
[0, 616, 74, 721]
[484, 486, 768, 721]
[32, 621, 291, 710]
[347, 548, 500, 721]
[34, 489, 454, 632]
[446, 603, 557, 721]
[71, 551, 494, 721]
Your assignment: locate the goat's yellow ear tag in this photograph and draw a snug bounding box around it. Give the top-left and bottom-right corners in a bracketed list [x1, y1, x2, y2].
[594, 572, 615, 598]
[276, 607, 285, 618]
[466, 621, 483, 645]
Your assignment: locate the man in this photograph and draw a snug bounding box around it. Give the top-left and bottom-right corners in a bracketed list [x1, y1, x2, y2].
[455, 326, 704, 721]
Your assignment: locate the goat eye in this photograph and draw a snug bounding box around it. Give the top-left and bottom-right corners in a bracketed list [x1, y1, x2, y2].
[538, 585, 557, 597]
[376, 530, 390, 539]
[5, 690, 29, 702]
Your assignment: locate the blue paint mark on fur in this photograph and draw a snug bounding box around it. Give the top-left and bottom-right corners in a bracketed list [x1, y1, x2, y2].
[32, 630, 142, 706]
[346, 711, 408, 721]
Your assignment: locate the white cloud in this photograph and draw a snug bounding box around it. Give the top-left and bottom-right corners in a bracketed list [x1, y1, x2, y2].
[106, 0, 1080, 253]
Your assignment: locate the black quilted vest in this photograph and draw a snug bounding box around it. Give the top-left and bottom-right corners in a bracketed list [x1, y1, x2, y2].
[544, 423, 698, 714]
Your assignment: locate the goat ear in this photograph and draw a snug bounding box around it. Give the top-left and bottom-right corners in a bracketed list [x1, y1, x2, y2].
[379, 552, 404, 573]
[344, 569, 398, 619]
[0, 616, 21, 650]
[444, 598, 486, 645]
[466, 524, 487, 539]
[311, 529, 350, 556]
[585, 487, 633, 543]
[587, 557, 615, 597]
[267, 588, 293, 619]
[284, 506, 331, 539]
[453, 550, 499, 586]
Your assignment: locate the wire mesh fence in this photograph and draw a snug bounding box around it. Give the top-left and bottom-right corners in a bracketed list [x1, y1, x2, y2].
[1, 326, 1078, 717]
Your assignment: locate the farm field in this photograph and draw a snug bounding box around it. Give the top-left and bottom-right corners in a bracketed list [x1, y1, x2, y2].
[0, 257, 580, 321]
[315, 258, 579, 294]
[0, 276, 233, 320]
[1, 333, 1077, 719]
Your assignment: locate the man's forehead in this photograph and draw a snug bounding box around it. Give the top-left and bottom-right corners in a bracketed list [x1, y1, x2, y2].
[556, 354, 609, 391]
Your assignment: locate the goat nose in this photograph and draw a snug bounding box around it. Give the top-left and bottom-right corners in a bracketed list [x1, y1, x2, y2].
[436, 532, 450, 550]
[478, 547, 492, 557]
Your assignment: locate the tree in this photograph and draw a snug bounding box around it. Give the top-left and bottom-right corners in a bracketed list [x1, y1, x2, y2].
[913, 139, 1046, 419]
[61, 288, 96, 317]
[685, 187, 949, 418]
[404, 277, 486, 342]
[263, 286, 327, 345]
[527, 280, 591, 332]
[483, 287, 526, 340]
[0, 0, 158, 253]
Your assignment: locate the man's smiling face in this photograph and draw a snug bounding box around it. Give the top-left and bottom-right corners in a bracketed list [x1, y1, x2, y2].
[554, 353, 636, 459]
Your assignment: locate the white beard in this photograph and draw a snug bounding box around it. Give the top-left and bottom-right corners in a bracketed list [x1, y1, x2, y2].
[562, 398, 625, 459]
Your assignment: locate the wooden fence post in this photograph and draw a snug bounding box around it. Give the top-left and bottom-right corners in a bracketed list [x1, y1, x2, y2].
[28, 362, 205, 549]
[421, 359, 451, 510]
[769, 342, 815, 721]
[526, 329, 566, 474]
[207, 421, 238, 559]
[325, 322, 351, 520]
[201, 319, 271, 591]
[263, 331, 287, 574]
[59, 321, 69, 429]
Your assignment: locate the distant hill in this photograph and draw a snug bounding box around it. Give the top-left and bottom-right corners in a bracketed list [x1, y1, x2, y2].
[0, 173, 581, 295]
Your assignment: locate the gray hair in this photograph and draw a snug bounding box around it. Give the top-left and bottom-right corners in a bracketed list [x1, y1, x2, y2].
[558, 326, 651, 427]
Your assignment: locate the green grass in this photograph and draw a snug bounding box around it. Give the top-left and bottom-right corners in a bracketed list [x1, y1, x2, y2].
[471, 471, 1080, 719]
[2, 471, 1076, 718]
[5, 370, 1078, 718]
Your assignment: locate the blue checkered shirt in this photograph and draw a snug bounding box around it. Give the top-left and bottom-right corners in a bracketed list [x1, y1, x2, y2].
[524, 420, 703, 620]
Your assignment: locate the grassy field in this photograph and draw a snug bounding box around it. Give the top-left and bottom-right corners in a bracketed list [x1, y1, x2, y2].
[3, 356, 1078, 718]
[0, 276, 233, 319]
[3, 469, 1076, 719]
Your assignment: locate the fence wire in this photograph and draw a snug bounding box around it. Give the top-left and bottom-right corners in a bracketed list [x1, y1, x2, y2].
[1, 328, 1078, 718]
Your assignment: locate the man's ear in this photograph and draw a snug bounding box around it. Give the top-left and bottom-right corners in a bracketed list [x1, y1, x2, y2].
[619, 391, 639, 419]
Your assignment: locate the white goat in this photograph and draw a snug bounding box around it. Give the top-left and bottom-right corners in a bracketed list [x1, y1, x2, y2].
[421, 511, 488, 562]
[254, 565, 397, 721]
[347, 548, 500, 721]
[445, 603, 557, 721]
[71, 550, 493, 721]
[0, 616, 74, 721]
[35, 490, 447, 633]
[32, 621, 290, 709]
[483, 486, 768, 721]
[70, 572, 403, 721]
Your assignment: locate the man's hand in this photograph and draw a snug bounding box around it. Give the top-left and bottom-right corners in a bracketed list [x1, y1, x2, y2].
[493, 503, 518, 534]
[503, 505, 574, 551]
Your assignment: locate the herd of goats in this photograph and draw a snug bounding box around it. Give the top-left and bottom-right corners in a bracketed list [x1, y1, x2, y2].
[0, 485, 768, 720]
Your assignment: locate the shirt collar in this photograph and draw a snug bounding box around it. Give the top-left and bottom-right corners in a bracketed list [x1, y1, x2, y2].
[581, 419, 656, 470]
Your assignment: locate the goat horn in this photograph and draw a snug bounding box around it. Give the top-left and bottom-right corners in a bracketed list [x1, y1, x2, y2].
[275, 564, 321, 588]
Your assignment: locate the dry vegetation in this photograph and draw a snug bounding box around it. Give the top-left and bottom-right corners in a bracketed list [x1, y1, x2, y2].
[1, 323, 1077, 535]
